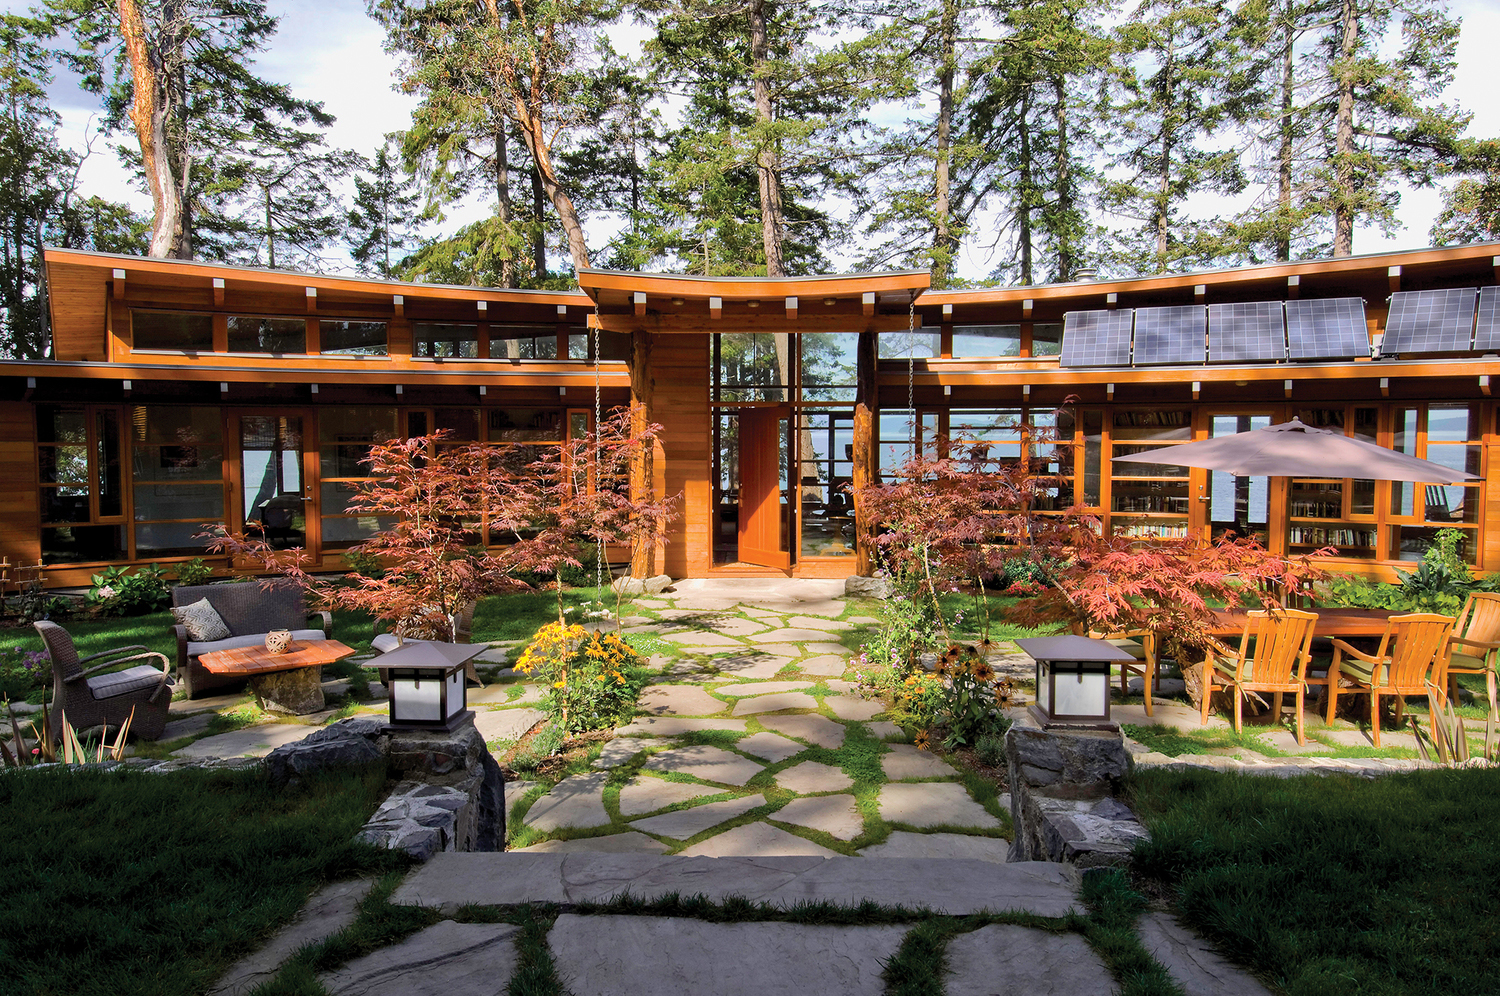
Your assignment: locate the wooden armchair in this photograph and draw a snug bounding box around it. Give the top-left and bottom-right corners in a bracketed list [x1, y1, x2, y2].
[1446, 592, 1500, 721]
[35, 621, 173, 741]
[1198, 609, 1319, 744]
[1322, 613, 1453, 747]
[1089, 628, 1158, 717]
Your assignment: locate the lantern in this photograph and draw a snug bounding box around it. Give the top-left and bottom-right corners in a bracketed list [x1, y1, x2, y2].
[366, 640, 481, 731]
[1015, 635, 1133, 729]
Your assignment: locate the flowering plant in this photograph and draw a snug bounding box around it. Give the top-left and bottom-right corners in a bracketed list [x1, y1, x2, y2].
[516, 622, 646, 733]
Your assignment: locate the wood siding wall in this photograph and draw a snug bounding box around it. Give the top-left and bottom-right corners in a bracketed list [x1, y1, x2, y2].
[0, 402, 40, 567]
[647, 334, 711, 576]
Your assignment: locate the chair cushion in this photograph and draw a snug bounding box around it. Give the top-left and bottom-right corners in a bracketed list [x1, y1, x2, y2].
[1448, 651, 1491, 673]
[372, 634, 447, 654]
[187, 630, 326, 657]
[89, 664, 167, 700]
[1105, 638, 1147, 661]
[172, 598, 231, 642]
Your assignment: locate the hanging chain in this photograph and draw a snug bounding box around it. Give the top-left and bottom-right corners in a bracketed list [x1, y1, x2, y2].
[593, 305, 606, 598]
[907, 298, 917, 450]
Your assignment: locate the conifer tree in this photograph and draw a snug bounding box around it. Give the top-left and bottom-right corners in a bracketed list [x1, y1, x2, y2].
[348, 140, 422, 278]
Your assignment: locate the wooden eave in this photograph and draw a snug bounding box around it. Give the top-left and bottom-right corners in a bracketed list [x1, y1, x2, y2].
[0, 357, 630, 388]
[577, 267, 930, 333]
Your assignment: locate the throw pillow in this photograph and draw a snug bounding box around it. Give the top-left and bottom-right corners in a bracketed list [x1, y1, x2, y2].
[172, 598, 231, 642]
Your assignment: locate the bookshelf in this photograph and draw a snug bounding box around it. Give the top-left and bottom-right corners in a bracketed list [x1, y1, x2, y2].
[1108, 409, 1192, 539]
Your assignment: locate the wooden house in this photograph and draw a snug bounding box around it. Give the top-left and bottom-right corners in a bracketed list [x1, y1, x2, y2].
[5, 242, 1500, 587]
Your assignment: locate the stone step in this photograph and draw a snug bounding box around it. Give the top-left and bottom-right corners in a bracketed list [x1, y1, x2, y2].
[391, 852, 1080, 916]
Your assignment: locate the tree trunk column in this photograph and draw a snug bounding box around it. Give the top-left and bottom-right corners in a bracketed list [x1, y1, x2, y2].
[852, 330, 879, 575]
[629, 329, 657, 577]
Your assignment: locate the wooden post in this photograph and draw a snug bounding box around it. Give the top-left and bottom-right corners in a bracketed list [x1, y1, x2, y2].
[852, 329, 879, 575]
[629, 329, 656, 577]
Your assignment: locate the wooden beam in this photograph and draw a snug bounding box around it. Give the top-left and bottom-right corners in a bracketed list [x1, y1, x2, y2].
[633, 291, 646, 317]
[852, 330, 878, 576]
[112, 268, 125, 300]
[1388, 266, 1402, 293]
[1287, 275, 1300, 299]
[212, 277, 225, 306]
[393, 294, 404, 317]
[1022, 298, 1034, 319]
[305, 286, 317, 313]
[630, 330, 655, 577]
[1194, 284, 1206, 303]
[1106, 293, 1118, 310]
[785, 296, 798, 320]
[709, 296, 722, 320]
[1482, 375, 1491, 397]
[1284, 378, 1294, 399]
[862, 292, 874, 316]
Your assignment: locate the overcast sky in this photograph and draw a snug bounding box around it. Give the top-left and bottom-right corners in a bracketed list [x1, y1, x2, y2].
[20, 0, 1500, 281]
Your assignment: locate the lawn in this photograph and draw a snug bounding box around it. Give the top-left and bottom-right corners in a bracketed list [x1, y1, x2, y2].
[1128, 766, 1500, 996]
[0, 764, 404, 996]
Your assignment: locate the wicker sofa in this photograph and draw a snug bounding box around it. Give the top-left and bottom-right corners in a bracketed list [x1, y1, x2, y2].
[170, 582, 332, 698]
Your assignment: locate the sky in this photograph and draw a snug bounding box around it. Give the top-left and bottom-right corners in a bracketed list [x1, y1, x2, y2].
[18, 0, 1500, 282]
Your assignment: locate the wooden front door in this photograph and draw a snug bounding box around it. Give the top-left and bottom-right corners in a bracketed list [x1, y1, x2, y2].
[738, 406, 791, 568]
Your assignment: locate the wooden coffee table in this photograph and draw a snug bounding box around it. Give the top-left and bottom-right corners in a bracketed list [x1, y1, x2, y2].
[197, 639, 356, 715]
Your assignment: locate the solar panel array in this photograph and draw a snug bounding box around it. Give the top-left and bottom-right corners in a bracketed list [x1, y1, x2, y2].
[1208, 301, 1286, 362]
[1059, 309, 1134, 367]
[1286, 297, 1369, 360]
[1132, 305, 1207, 365]
[1473, 286, 1500, 352]
[1382, 287, 1477, 354]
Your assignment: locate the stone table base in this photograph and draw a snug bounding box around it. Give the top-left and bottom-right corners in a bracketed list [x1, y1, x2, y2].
[252, 666, 325, 714]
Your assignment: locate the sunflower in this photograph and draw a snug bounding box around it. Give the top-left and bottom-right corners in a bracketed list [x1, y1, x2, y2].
[971, 659, 995, 683]
[913, 730, 931, 751]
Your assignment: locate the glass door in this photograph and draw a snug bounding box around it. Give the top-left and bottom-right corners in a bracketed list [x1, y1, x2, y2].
[233, 411, 312, 554]
[1202, 412, 1272, 544]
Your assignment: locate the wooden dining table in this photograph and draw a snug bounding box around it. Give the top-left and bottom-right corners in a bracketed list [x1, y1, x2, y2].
[1208, 607, 1397, 641]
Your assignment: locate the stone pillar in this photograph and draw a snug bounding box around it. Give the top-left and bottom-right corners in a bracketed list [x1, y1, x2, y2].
[382, 721, 506, 853]
[1005, 725, 1147, 869]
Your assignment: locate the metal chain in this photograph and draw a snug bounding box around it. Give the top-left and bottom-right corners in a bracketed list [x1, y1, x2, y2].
[907, 298, 916, 450]
[593, 306, 605, 597]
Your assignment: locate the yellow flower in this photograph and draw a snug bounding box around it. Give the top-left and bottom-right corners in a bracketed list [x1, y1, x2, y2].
[553, 678, 567, 689]
[913, 730, 930, 751]
[971, 660, 995, 683]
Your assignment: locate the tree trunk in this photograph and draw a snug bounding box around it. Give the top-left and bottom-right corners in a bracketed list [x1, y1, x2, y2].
[1053, 77, 1074, 281]
[1155, 21, 1175, 270]
[750, 0, 786, 277]
[530, 161, 546, 280]
[931, 0, 957, 289]
[264, 186, 275, 269]
[1018, 89, 1034, 286]
[496, 125, 516, 288]
[1332, 0, 1358, 257]
[1276, 0, 1294, 262]
[118, 0, 183, 259]
[513, 105, 591, 272]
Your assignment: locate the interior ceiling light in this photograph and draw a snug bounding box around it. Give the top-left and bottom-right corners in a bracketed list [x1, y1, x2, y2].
[824, 297, 836, 306]
[746, 300, 760, 308]
[671, 297, 685, 306]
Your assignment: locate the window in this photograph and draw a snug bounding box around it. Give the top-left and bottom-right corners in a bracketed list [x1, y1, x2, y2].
[878, 328, 940, 359]
[486, 409, 563, 442]
[568, 331, 631, 362]
[131, 406, 225, 558]
[800, 333, 857, 402]
[320, 320, 388, 356]
[319, 407, 398, 547]
[952, 325, 1021, 358]
[1390, 403, 1482, 563]
[132, 311, 212, 351]
[1032, 323, 1063, 357]
[716, 333, 789, 402]
[227, 316, 306, 353]
[38, 405, 126, 563]
[494, 325, 558, 359]
[1285, 407, 1378, 560]
[414, 323, 479, 358]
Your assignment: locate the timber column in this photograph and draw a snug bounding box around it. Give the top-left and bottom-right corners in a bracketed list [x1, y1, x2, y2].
[629, 329, 660, 577]
[852, 329, 879, 575]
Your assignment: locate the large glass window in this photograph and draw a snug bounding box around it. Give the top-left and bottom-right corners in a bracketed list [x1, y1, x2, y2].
[797, 411, 855, 559]
[878, 328, 940, 359]
[1390, 403, 1482, 563]
[1032, 323, 1064, 357]
[227, 316, 306, 353]
[495, 325, 558, 359]
[1285, 407, 1377, 560]
[1108, 409, 1192, 539]
[131, 406, 224, 558]
[952, 325, 1021, 358]
[567, 331, 630, 361]
[132, 311, 212, 351]
[800, 333, 857, 402]
[320, 320, 388, 356]
[716, 333, 790, 402]
[414, 323, 479, 358]
[319, 407, 398, 547]
[38, 405, 126, 563]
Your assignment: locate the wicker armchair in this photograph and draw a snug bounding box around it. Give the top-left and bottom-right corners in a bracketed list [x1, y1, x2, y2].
[170, 582, 331, 698]
[35, 621, 173, 741]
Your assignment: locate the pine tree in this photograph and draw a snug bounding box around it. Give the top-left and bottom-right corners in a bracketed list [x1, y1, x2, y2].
[348, 140, 421, 278]
[1431, 138, 1500, 246]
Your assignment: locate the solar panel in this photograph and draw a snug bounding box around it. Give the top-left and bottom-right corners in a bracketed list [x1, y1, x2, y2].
[1285, 297, 1369, 360]
[1474, 286, 1500, 352]
[1059, 309, 1134, 367]
[1382, 287, 1477, 354]
[1131, 305, 1206, 365]
[1208, 301, 1285, 362]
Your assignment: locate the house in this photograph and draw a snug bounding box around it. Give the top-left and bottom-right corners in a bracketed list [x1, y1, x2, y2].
[5, 242, 1499, 587]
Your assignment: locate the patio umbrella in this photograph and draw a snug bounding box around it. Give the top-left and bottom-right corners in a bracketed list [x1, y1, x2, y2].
[1111, 418, 1478, 483]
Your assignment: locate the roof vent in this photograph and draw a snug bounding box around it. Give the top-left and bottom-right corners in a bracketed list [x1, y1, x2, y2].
[1073, 267, 1098, 281]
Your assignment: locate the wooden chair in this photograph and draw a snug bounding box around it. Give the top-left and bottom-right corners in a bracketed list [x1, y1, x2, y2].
[1322, 613, 1453, 747]
[1198, 609, 1319, 744]
[35, 621, 173, 741]
[1446, 592, 1500, 721]
[1090, 628, 1158, 717]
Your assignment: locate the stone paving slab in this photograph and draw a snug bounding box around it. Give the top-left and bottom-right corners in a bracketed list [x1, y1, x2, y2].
[211, 877, 376, 996]
[825, 696, 884, 721]
[637, 684, 727, 716]
[523, 772, 611, 831]
[881, 743, 958, 780]
[787, 617, 854, 631]
[773, 795, 863, 840]
[1322, 728, 1418, 749]
[796, 655, 849, 677]
[393, 853, 1082, 916]
[1137, 912, 1276, 996]
[732, 691, 819, 715]
[735, 732, 807, 764]
[472, 707, 547, 743]
[711, 617, 772, 637]
[678, 821, 842, 858]
[547, 915, 904, 996]
[643, 745, 765, 786]
[469, 683, 544, 706]
[878, 783, 1002, 830]
[715, 680, 818, 696]
[169, 691, 246, 714]
[592, 737, 671, 769]
[752, 628, 844, 643]
[803, 642, 852, 656]
[663, 631, 749, 648]
[845, 615, 882, 624]
[750, 644, 809, 659]
[864, 720, 903, 740]
[857, 832, 1007, 863]
[741, 607, 786, 620]
[946, 924, 1118, 996]
[616, 716, 749, 736]
[172, 724, 312, 759]
[631, 794, 766, 840]
[160, 713, 214, 742]
[319, 920, 521, 996]
[776, 760, 854, 794]
[618, 777, 724, 816]
[756, 713, 847, 748]
[711, 655, 791, 679]
[514, 832, 670, 855]
[1260, 729, 1334, 754]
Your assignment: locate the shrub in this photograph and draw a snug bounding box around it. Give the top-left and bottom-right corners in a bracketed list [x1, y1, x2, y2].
[0, 646, 50, 701]
[173, 557, 214, 588]
[975, 732, 1007, 768]
[935, 644, 1011, 749]
[1321, 527, 1477, 616]
[509, 721, 566, 774]
[515, 622, 647, 733]
[85, 565, 170, 616]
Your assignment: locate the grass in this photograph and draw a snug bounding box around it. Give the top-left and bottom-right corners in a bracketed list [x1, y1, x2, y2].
[1129, 766, 1500, 996]
[0, 764, 405, 996]
[1123, 723, 1284, 758]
